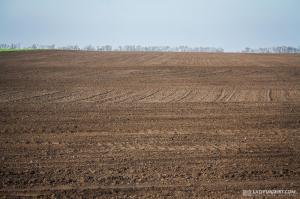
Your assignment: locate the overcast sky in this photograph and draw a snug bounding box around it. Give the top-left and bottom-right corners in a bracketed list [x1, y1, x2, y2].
[1, 0, 300, 51]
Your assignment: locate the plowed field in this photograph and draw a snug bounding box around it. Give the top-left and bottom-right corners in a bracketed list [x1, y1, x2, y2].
[0, 51, 299, 198]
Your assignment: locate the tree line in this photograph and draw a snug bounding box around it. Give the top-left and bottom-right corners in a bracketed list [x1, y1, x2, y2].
[242, 46, 300, 54]
[1, 43, 299, 53]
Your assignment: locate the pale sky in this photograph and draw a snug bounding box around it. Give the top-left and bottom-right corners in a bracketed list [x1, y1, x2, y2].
[1, 0, 300, 51]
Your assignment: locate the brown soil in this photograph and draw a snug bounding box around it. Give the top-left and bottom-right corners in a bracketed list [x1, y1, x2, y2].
[0, 51, 299, 198]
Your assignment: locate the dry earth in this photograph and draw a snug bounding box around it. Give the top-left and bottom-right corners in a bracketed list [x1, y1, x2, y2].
[0, 51, 300, 198]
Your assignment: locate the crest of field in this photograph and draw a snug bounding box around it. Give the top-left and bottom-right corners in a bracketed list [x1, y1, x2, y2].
[0, 51, 299, 104]
[0, 87, 298, 104]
